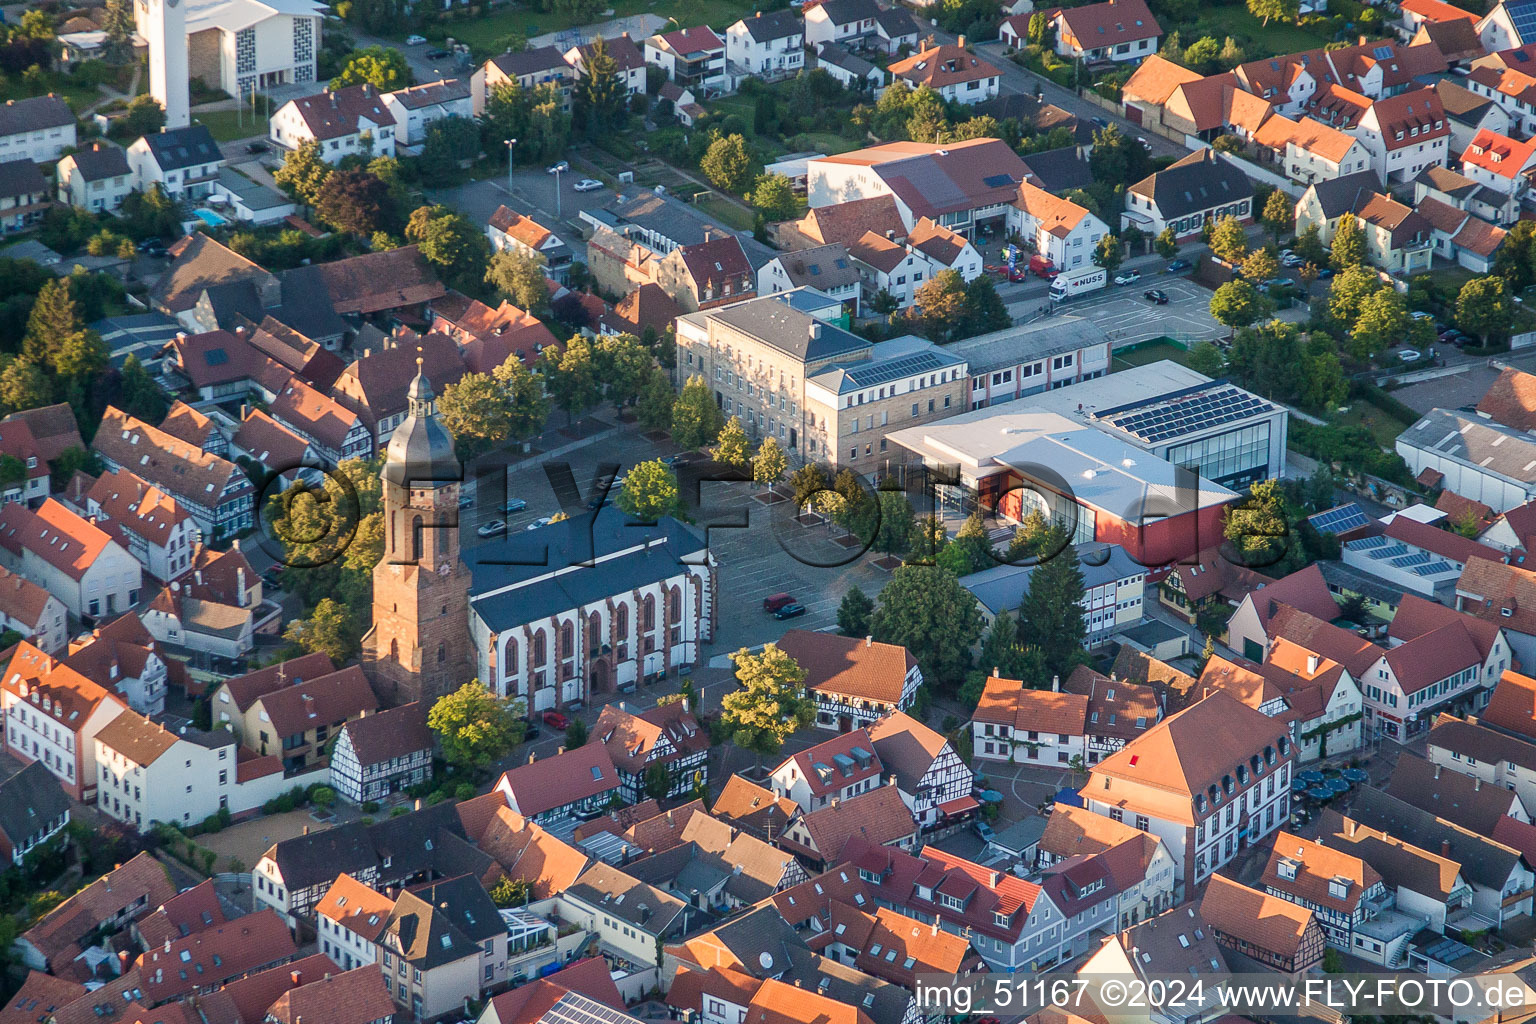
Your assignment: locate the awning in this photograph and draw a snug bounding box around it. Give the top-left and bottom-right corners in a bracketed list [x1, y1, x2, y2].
[939, 795, 980, 816]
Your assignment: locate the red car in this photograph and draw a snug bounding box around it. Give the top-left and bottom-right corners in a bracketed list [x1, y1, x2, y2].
[542, 710, 569, 729]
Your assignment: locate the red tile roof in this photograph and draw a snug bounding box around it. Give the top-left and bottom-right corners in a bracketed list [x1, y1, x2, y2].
[1482, 670, 1536, 741]
[0, 499, 117, 581]
[1053, 0, 1162, 49]
[889, 44, 1000, 90]
[494, 743, 619, 817]
[778, 727, 884, 798]
[135, 910, 297, 1004]
[286, 84, 395, 141]
[775, 630, 917, 703]
[1461, 129, 1536, 179]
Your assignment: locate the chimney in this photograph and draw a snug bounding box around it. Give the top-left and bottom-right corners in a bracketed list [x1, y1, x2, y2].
[1052, 675, 1060, 692]
[958, 34, 967, 47]
[414, 798, 422, 810]
[1475, 777, 1482, 791]
[302, 826, 309, 835]
[1434, 764, 1441, 779]
[1306, 654, 1319, 674]
[237, 567, 247, 606]
[291, 970, 302, 985]
[557, 746, 565, 755]
[809, 322, 822, 339]
[989, 870, 999, 886]
[1441, 839, 1452, 857]
[866, 636, 872, 647]
[529, 753, 537, 764]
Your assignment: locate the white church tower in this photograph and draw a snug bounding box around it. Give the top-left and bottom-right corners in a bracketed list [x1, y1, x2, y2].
[139, 0, 189, 129]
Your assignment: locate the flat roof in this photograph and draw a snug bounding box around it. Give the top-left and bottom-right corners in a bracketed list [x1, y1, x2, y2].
[1399, 408, 1536, 484]
[1030, 361, 1281, 445]
[946, 316, 1110, 373]
[960, 542, 1144, 615]
[215, 167, 291, 211]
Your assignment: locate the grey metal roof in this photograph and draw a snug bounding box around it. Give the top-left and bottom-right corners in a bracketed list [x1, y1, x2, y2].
[466, 509, 706, 632]
[738, 8, 802, 42]
[946, 316, 1110, 374]
[1398, 408, 1536, 485]
[960, 542, 1144, 616]
[216, 167, 290, 212]
[704, 294, 869, 363]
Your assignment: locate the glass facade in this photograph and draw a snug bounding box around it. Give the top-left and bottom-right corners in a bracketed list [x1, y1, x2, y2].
[1168, 422, 1272, 488]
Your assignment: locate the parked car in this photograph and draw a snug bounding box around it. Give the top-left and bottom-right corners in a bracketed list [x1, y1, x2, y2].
[774, 602, 807, 620]
[245, 141, 267, 154]
[477, 519, 508, 537]
[573, 178, 603, 192]
[662, 453, 694, 466]
[1114, 270, 1141, 285]
[1281, 253, 1305, 267]
[1439, 328, 1467, 345]
[974, 821, 996, 842]
[1137, 137, 1152, 150]
[426, 48, 450, 59]
[1315, 267, 1334, 279]
[137, 237, 165, 252]
[522, 722, 541, 741]
[1166, 258, 1192, 272]
[542, 710, 569, 729]
[406, 33, 426, 43]
[1090, 116, 1109, 128]
[546, 161, 569, 174]
[1396, 348, 1423, 363]
[1410, 310, 1434, 322]
[501, 498, 527, 514]
[525, 516, 554, 530]
[763, 592, 797, 613]
[458, 493, 474, 509]
[1144, 288, 1169, 304]
[260, 569, 283, 590]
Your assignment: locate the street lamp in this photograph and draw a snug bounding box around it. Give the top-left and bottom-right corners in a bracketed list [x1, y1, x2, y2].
[505, 138, 517, 194]
[554, 165, 563, 219]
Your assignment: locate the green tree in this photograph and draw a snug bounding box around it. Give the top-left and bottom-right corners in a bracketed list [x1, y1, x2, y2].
[753, 436, 788, 492]
[749, 173, 797, 222]
[275, 140, 332, 206]
[936, 511, 994, 577]
[427, 681, 525, 773]
[1185, 341, 1225, 378]
[671, 374, 724, 450]
[838, 586, 875, 637]
[314, 168, 392, 236]
[1182, 36, 1221, 73]
[565, 718, 589, 748]
[1294, 222, 1328, 266]
[1017, 527, 1088, 682]
[637, 368, 675, 432]
[721, 643, 815, 771]
[539, 335, 601, 425]
[1240, 245, 1279, 283]
[330, 46, 411, 91]
[712, 415, 752, 469]
[618, 459, 682, 520]
[1247, 0, 1299, 26]
[438, 372, 514, 460]
[1350, 288, 1412, 360]
[874, 487, 915, 558]
[101, 0, 135, 63]
[121, 94, 165, 138]
[574, 35, 628, 135]
[1458, 275, 1515, 343]
[1330, 213, 1367, 270]
[964, 275, 1011, 336]
[1028, 10, 1051, 44]
[282, 598, 358, 663]
[643, 762, 673, 800]
[405, 205, 490, 293]
[913, 269, 970, 342]
[978, 609, 1033, 682]
[0, 358, 51, 415]
[594, 333, 652, 408]
[1155, 227, 1179, 259]
[490, 876, 532, 907]
[1088, 125, 1152, 197]
[419, 115, 482, 178]
[1262, 189, 1294, 243]
[700, 133, 755, 194]
[871, 564, 984, 689]
[119, 354, 167, 423]
[1209, 215, 1248, 264]
[491, 356, 552, 440]
[1092, 234, 1123, 274]
[1209, 279, 1273, 329]
[485, 249, 550, 314]
[1224, 478, 1290, 567]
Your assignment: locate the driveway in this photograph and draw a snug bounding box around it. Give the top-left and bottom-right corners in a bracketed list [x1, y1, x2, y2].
[1025, 273, 1227, 346]
[428, 171, 615, 249]
[199, 808, 333, 873]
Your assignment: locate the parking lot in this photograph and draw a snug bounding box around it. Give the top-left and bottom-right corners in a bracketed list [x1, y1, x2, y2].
[1044, 275, 1228, 347]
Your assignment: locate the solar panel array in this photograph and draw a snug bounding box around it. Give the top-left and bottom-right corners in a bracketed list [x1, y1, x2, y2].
[841, 351, 949, 389]
[1308, 503, 1369, 535]
[1102, 384, 1273, 443]
[1512, 0, 1536, 44]
[546, 992, 640, 1024]
[1345, 534, 1456, 578]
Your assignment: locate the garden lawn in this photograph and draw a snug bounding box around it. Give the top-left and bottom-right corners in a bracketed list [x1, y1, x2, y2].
[694, 194, 754, 231]
[1112, 338, 1191, 371]
[436, 0, 758, 55]
[1337, 403, 1412, 451]
[1190, 4, 1333, 59]
[193, 109, 267, 142]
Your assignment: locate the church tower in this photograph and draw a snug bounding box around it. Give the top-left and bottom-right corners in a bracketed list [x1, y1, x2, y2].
[138, 0, 189, 128]
[361, 359, 471, 707]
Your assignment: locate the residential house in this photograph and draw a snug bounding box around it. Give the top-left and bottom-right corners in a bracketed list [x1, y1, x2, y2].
[596, 283, 683, 339]
[1462, 62, 1536, 138]
[64, 612, 173, 715]
[1064, 667, 1162, 762]
[1292, 169, 1380, 245]
[803, 0, 881, 49]
[94, 710, 287, 831]
[315, 873, 395, 971]
[0, 95, 75, 164]
[1223, 563, 1340, 662]
[778, 783, 919, 869]
[594, 701, 708, 803]
[1456, 556, 1536, 668]
[725, 11, 804, 81]
[1354, 86, 1450, 185]
[961, 541, 1147, 643]
[1324, 190, 1435, 273]
[1253, 113, 1374, 183]
[844, 231, 938, 308]
[1050, 0, 1161, 63]
[1121, 55, 1204, 133]
[138, 543, 268, 660]
[0, 761, 69, 866]
[1078, 907, 1232, 1022]
[212, 166, 297, 226]
[643, 27, 726, 96]
[379, 875, 507, 1020]
[268, 376, 373, 467]
[0, 418, 50, 507]
[652, 234, 757, 312]
[268, 84, 396, 162]
[775, 630, 921, 732]
[907, 217, 982, 280]
[486, 205, 572, 280]
[77, 468, 200, 583]
[231, 408, 320, 484]
[0, 159, 47, 232]
[1437, 78, 1512, 153]
[624, 810, 807, 909]
[493, 743, 622, 826]
[756, 243, 863, 314]
[864, 711, 974, 829]
[564, 34, 647, 95]
[332, 331, 467, 451]
[1123, 148, 1253, 239]
[1426, 713, 1536, 824]
[227, 664, 379, 775]
[265, 965, 397, 1024]
[1010, 180, 1110, 271]
[381, 79, 471, 155]
[1458, 128, 1536, 222]
[1385, 751, 1529, 832]
[1200, 873, 1326, 974]
[0, 403, 82, 474]
[1260, 830, 1410, 965]
[0, 567, 66, 654]
[1083, 691, 1293, 894]
[0, 644, 128, 801]
[133, 910, 298, 1003]
[888, 43, 1001, 105]
[0, 498, 142, 621]
[329, 702, 434, 805]
[471, 48, 574, 117]
[769, 729, 886, 811]
[970, 676, 1086, 768]
[126, 124, 224, 201]
[872, 7, 920, 54]
[1413, 191, 1508, 271]
[807, 139, 1028, 238]
[1475, 668, 1536, 741]
[429, 294, 559, 372]
[93, 407, 255, 540]
[15, 852, 175, 973]
[1035, 804, 1179, 925]
[557, 862, 690, 967]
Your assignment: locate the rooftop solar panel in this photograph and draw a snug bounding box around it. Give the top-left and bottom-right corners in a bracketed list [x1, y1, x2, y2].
[1308, 503, 1370, 535]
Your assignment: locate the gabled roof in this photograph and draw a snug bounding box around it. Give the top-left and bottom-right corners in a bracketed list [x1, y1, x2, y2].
[1385, 751, 1524, 832]
[314, 873, 395, 943]
[788, 195, 906, 248]
[889, 44, 1000, 90]
[269, 376, 362, 452]
[251, 665, 377, 740]
[770, 242, 860, 290]
[813, 139, 1027, 221]
[972, 676, 1088, 733]
[776, 630, 917, 703]
[735, 9, 802, 42]
[1457, 556, 1536, 636]
[283, 84, 395, 141]
[795, 784, 914, 863]
[476, 806, 589, 899]
[1262, 829, 1381, 915]
[0, 95, 73, 138]
[866, 711, 950, 793]
[0, 567, 58, 629]
[495, 743, 620, 817]
[1302, 169, 1380, 219]
[710, 775, 799, 841]
[264, 966, 395, 1024]
[1122, 53, 1202, 106]
[94, 407, 250, 510]
[1200, 873, 1316, 960]
[233, 408, 312, 472]
[1478, 366, 1536, 431]
[0, 972, 86, 1024]
[487, 46, 571, 79]
[20, 853, 176, 969]
[1053, 0, 1162, 47]
[1366, 86, 1448, 152]
[385, 77, 470, 110]
[594, 700, 709, 775]
[137, 124, 220, 172]
[307, 246, 444, 315]
[1347, 786, 1525, 889]
[1482, 669, 1536, 741]
[218, 653, 335, 712]
[338, 702, 432, 766]
[653, 25, 723, 56]
[134, 880, 225, 950]
[777, 728, 884, 799]
[1128, 148, 1253, 220]
[0, 761, 68, 862]
[0, 498, 117, 582]
[1462, 128, 1536, 178]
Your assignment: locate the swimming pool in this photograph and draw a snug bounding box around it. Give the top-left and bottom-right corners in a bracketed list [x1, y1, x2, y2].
[192, 208, 229, 228]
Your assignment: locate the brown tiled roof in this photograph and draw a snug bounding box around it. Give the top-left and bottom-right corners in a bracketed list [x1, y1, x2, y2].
[1064, 667, 1159, 742]
[595, 701, 708, 774]
[0, 567, 58, 629]
[158, 402, 218, 449]
[775, 630, 916, 703]
[1111, 648, 1198, 707]
[1453, 215, 1507, 257]
[233, 409, 312, 471]
[797, 784, 914, 863]
[94, 407, 249, 513]
[152, 234, 275, 315]
[677, 236, 753, 291]
[1481, 670, 1536, 741]
[218, 655, 334, 712]
[571, 799, 662, 842]
[86, 468, 193, 554]
[1, 404, 82, 464]
[1196, 655, 1289, 714]
[134, 910, 297, 1004]
[1200, 873, 1315, 959]
[1478, 367, 1536, 431]
[269, 377, 362, 453]
[1054, 0, 1162, 48]
[0, 971, 86, 1024]
[1320, 810, 1463, 899]
[95, 711, 189, 767]
[334, 330, 466, 433]
[710, 775, 799, 841]
[780, 727, 884, 798]
[134, 879, 225, 949]
[1385, 752, 1521, 832]
[889, 44, 999, 89]
[787, 195, 905, 248]
[1267, 605, 1384, 679]
[315, 873, 395, 942]
[971, 676, 1088, 733]
[600, 283, 683, 335]
[476, 806, 589, 898]
[21, 853, 176, 968]
[1122, 54, 1202, 107]
[265, 965, 395, 1024]
[1457, 557, 1536, 637]
[338, 702, 432, 766]
[816, 139, 1026, 221]
[244, 317, 345, 390]
[168, 330, 292, 393]
[201, 954, 334, 1024]
[252, 665, 378, 739]
[286, 84, 395, 141]
[495, 743, 619, 817]
[866, 711, 949, 792]
[846, 231, 909, 274]
[454, 791, 508, 843]
[489, 205, 553, 250]
[906, 218, 970, 267]
[1261, 829, 1380, 916]
[1039, 803, 1149, 860]
[442, 299, 559, 373]
[745, 977, 875, 1024]
[311, 246, 444, 315]
[622, 800, 705, 854]
[1368, 86, 1448, 152]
